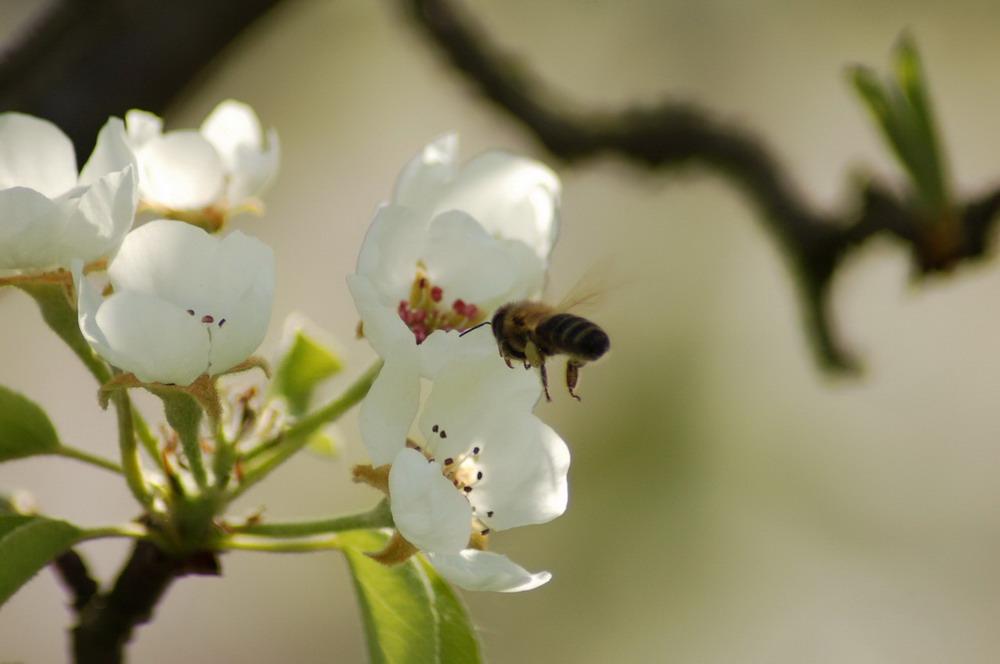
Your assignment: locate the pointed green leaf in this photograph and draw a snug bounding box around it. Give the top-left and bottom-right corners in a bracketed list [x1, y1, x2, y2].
[0, 515, 83, 607]
[340, 530, 483, 664]
[271, 326, 343, 417]
[849, 36, 950, 217]
[305, 428, 339, 457]
[341, 530, 438, 664]
[0, 385, 61, 462]
[416, 556, 482, 663]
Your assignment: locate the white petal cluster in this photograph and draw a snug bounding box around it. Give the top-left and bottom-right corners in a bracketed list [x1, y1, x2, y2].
[0, 113, 137, 274]
[377, 333, 570, 593]
[74, 219, 274, 386]
[350, 136, 567, 591]
[125, 100, 279, 219]
[350, 135, 561, 453]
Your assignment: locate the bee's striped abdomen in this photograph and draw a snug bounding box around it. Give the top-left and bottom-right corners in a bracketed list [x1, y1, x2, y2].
[536, 313, 609, 361]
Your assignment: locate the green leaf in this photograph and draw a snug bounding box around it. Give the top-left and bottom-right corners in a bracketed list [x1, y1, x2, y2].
[271, 325, 343, 417]
[304, 428, 339, 457]
[340, 530, 483, 664]
[0, 515, 83, 607]
[0, 385, 61, 462]
[416, 556, 482, 663]
[849, 35, 950, 216]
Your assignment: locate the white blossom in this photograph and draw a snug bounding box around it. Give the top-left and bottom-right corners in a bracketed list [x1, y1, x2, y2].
[74, 219, 274, 385]
[0, 113, 137, 274]
[370, 332, 570, 592]
[125, 100, 279, 220]
[348, 135, 561, 446]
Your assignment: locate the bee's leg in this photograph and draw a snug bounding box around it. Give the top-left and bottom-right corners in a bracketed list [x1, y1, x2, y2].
[566, 360, 585, 401]
[538, 359, 551, 401]
[525, 342, 551, 401]
[499, 344, 515, 368]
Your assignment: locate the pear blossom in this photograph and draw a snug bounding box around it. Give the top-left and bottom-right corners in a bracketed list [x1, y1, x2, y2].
[125, 100, 279, 223]
[348, 136, 561, 446]
[368, 331, 570, 592]
[74, 219, 274, 385]
[0, 113, 137, 274]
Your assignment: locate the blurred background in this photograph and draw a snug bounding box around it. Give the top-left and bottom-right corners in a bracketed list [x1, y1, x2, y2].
[4, 0, 1000, 661]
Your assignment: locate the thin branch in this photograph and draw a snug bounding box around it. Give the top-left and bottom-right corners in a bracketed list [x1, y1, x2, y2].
[0, 0, 290, 161]
[401, 0, 1000, 371]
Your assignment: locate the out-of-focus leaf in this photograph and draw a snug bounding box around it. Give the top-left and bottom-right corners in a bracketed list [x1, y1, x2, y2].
[0, 385, 61, 462]
[849, 35, 950, 216]
[271, 324, 343, 417]
[340, 530, 483, 664]
[0, 515, 83, 607]
[305, 427, 339, 457]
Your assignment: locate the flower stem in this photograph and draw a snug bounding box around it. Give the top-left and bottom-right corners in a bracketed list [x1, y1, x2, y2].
[231, 360, 382, 499]
[112, 389, 154, 508]
[132, 407, 164, 470]
[220, 534, 343, 553]
[235, 499, 393, 538]
[54, 445, 122, 474]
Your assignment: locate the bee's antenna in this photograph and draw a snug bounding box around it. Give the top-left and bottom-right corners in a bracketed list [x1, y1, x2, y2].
[459, 321, 491, 337]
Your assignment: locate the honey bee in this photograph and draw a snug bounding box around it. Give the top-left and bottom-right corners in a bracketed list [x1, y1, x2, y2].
[462, 299, 610, 401]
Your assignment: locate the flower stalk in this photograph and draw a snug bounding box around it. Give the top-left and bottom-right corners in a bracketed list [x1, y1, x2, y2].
[231, 359, 383, 498]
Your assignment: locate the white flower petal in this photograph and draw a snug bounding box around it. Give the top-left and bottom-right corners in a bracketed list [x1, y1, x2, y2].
[357, 339, 421, 466]
[418, 351, 543, 459]
[74, 263, 211, 386]
[423, 210, 544, 306]
[57, 166, 137, 267]
[77, 220, 274, 384]
[201, 101, 279, 206]
[0, 188, 66, 270]
[0, 113, 77, 198]
[346, 274, 413, 360]
[391, 133, 458, 211]
[427, 150, 560, 260]
[124, 109, 164, 147]
[203, 232, 275, 373]
[135, 131, 225, 210]
[426, 549, 551, 592]
[354, 204, 428, 298]
[389, 448, 472, 554]
[78, 117, 136, 187]
[200, 100, 265, 164]
[109, 219, 217, 301]
[465, 417, 570, 531]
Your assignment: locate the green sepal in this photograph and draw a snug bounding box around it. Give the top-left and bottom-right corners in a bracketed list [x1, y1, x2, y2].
[340, 530, 483, 664]
[0, 515, 84, 607]
[0, 385, 61, 462]
[270, 324, 344, 418]
[12, 280, 111, 383]
[849, 33, 950, 216]
[149, 384, 211, 490]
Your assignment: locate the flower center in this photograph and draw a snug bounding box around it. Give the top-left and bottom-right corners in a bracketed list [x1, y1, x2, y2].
[398, 266, 485, 344]
[407, 426, 493, 537]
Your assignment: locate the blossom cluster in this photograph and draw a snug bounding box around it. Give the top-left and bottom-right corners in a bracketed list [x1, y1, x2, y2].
[0, 101, 278, 387]
[1, 103, 571, 594]
[350, 135, 569, 592]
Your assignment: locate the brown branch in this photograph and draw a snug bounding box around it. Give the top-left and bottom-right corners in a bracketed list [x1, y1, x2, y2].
[52, 548, 99, 612]
[0, 0, 291, 161]
[401, 0, 1000, 371]
[69, 540, 219, 664]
